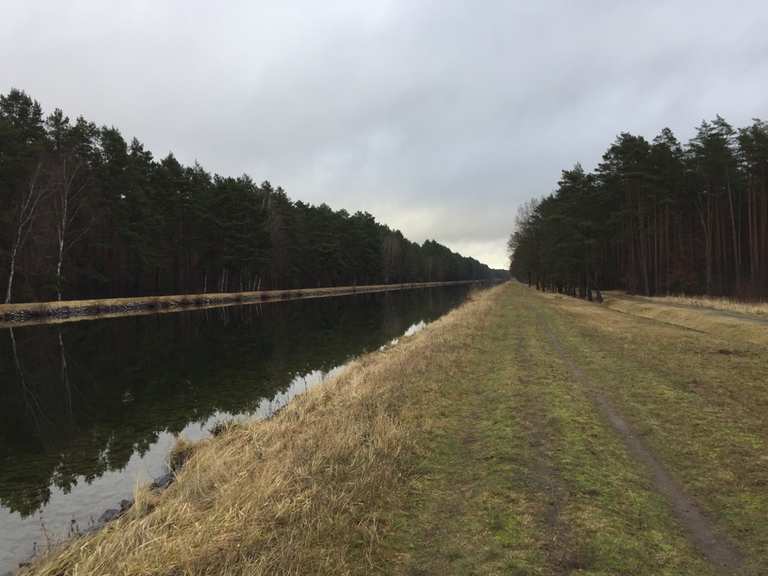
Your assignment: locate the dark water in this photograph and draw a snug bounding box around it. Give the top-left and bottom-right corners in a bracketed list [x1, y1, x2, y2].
[0, 285, 473, 572]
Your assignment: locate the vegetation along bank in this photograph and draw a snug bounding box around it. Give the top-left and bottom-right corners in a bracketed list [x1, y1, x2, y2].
[22, 282, 768, 575]
[0, 280, 483, 326]
[0, 89, 505, 306]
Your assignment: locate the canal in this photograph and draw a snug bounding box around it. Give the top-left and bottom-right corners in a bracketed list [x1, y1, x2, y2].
[0, 285, 475, 572]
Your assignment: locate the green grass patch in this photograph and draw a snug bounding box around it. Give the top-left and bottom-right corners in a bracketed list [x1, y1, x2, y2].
[541, 290, 768, 574]
[380, 284, 713, 575]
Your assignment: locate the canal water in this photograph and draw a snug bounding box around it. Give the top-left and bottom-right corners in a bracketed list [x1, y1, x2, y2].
[0, 285, 474, 572]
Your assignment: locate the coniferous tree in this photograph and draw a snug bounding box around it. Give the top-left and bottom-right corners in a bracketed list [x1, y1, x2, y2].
[510, 118, 768, 299]
[0, 89, 503, 303]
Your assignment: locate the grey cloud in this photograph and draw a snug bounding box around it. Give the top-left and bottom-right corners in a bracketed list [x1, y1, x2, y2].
[4, 0, 768, 267]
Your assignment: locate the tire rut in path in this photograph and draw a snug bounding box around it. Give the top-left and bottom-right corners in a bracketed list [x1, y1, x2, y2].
[536, 310, 743, 575]
[514, 333, 572, 575]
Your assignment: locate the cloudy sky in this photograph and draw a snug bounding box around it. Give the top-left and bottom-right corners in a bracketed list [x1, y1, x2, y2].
[3, 1, 768, 268]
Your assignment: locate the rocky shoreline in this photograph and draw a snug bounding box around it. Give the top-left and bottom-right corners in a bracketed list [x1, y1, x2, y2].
[9, 471, 173, 575]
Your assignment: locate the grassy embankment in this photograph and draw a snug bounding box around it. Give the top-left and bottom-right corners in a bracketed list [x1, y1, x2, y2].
[620, 293, 768, 317]
[23, 283, 768, 575]
[0, 280, 479, 327]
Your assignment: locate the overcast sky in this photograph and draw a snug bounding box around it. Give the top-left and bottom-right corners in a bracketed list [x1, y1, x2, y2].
[3, 1, 768, 268]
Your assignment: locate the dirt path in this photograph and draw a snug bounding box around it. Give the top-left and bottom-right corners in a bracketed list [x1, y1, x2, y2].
[382, 284, 725, 575]
[609, 294, 768, 326]
[536, 309, 743, 574]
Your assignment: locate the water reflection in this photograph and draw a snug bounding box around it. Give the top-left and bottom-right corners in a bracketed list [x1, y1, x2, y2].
[0, 286, 471, 571]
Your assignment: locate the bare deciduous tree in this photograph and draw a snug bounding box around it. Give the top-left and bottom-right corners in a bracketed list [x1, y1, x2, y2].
[51, 156, 89, 301]
[5, 162, 47, 304]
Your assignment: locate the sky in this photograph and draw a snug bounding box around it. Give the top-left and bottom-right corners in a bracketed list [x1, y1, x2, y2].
[3, 1, 768, 269]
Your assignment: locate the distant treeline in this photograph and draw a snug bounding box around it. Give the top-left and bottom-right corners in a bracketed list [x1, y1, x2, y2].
[509, 117, 768, 299]
[0, 89, 505, 303]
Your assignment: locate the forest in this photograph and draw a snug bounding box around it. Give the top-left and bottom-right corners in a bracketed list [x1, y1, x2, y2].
[0, 89, 502, 303]
[509, 117, 768, 299]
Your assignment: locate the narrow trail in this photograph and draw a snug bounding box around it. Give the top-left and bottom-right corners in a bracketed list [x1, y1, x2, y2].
[513, 333, 571, 574]
[535, 307, 744, 575]
[609, 294, 768, 326]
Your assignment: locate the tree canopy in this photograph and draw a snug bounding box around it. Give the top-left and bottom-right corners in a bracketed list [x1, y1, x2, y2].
[509, 117, 768, 299]
[0, 89, 504, 302]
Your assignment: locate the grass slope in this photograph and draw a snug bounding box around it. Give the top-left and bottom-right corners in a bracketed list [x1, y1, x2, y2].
[23, 283, 766, 575]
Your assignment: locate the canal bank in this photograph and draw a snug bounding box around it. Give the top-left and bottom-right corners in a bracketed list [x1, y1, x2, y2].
[19, 282, 768, 575]
[0, 281, 485, 327]
[2, 284, 476, 573]
[9, 282, 492, 575]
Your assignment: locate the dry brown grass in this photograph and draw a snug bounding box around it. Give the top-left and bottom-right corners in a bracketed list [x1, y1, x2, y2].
[21, 285, 501, 576]
[630, 293, 768, 316]
[601, 292, 768, 347]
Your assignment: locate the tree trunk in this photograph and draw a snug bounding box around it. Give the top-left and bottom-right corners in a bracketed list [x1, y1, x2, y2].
[5, 163, 46, 304]
[5, 245, 18, 304]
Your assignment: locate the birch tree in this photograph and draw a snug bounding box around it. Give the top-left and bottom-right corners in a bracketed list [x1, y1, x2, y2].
[46, 112, 96, 300]
[5, 162, 47, 304]
[51, 156, 89, 300]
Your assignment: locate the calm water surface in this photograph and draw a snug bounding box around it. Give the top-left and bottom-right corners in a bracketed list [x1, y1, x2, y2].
[0, 285, 473, 572]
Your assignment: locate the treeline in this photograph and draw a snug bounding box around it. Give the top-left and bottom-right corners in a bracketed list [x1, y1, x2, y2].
[1, 89, 503, 303]
[509, 117, 768, 299]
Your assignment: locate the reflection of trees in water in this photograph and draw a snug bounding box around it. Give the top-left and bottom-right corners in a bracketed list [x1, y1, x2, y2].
[9, 328, 46, 440]
[58, 328, 74, 426]
[0, 287, 470, 516]
[5, 328, 57, 515]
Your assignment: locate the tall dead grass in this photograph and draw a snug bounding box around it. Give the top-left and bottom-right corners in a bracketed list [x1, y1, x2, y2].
[21, 286, 499, 576]
[652, 294, 768, 316]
